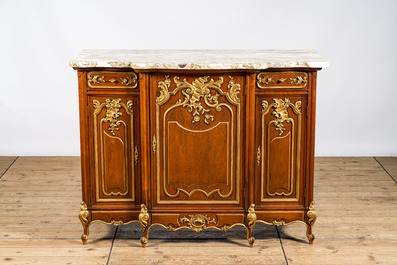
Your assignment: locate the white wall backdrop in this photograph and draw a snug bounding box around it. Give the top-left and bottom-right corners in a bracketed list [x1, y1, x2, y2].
[0, 0, 396, 156]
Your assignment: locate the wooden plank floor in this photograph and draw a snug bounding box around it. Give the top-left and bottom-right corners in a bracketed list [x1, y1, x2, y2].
[0, 156, 396, 264]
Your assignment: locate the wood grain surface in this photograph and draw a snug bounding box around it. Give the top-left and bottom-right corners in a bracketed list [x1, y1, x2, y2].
[0, 156, 396, 264]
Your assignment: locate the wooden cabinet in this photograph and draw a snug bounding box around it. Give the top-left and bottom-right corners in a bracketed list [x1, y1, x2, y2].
[72, 50, 327, 248]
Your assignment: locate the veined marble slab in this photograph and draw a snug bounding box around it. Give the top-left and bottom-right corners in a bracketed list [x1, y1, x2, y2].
[69, 49, 329, 70]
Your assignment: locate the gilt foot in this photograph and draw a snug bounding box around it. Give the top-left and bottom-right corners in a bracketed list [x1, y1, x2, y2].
[140, 236, 148, 248]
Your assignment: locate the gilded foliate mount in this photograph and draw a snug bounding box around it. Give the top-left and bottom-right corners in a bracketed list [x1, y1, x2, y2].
[247, 204, 257, 230]
[156, 75, 241, 125]
[78, 201, 89, 243]
[78, 201, 89, 228]
[262, 98, 301, 136]
[88, 75, 105, 84]
[246, 204, 256, 247]
[138, 204, 150, 247]
[93, 98, 133, 135]
[87, 72, 138, 88]
[179, 214, 217, 232]
[256, 72, 307, 88]
[290, 75, 307, 85]
[138, 204, 149, 230]
[120, 76, 136, 86]
[306, 201, 317, 243]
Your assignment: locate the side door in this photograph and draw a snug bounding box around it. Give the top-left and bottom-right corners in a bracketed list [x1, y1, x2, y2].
[87, 71, 141, 208]
[255, 71, 308, 209]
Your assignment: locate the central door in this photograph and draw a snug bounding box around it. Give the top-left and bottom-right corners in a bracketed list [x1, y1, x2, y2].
[150, 73, 244, 206]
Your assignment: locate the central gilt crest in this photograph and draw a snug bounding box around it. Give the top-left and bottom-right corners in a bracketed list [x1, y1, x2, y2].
[175, 76, 223, 124]
[157, 75, 240, 125]
[179, 214, 216, 232]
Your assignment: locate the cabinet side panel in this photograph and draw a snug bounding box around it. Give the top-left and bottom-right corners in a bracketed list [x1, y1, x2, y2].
[77, 71, 91, 206]
[306, 71, 317, 206]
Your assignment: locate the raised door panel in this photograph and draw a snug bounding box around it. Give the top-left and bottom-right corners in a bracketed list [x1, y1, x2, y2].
[151, 74, 244, 206]
[88, 95, 140, 205]
[255, 95, 306, 205]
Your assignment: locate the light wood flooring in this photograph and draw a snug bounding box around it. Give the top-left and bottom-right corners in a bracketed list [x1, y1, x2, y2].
[0, 156, 396, 264]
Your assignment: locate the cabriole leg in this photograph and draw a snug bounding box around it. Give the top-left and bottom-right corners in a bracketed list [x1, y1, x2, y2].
[246, 204, 256, 247]
[78, 201, 90, 245]
[138, 204, 150, 248]
[306, 201, 317, 244]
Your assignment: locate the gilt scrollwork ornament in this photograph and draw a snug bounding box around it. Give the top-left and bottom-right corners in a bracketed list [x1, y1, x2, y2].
[152, 135, 157, 155]
[306, 201, 317, 243]
[307, 201, 317, 225]
[247, 204, 257, 229]
[174, 76, 224, 124]
[272, 219, 286, 226]
[290, 75, 307, 85]
[105, 99, 123, 135]
[88, 75, 105, 84]
[138, 204, 150, 247]
[156, 75, 240, 125]
[262, 98, 301, 136]
[78, 201, 89, 227]
[257, 146, 261, 166]
[126, 100, 133, 113]
[120, 76, 137, 86]
[93, 98, 133, 136]
[179, 214, 217, 232]
[87, 72, 138, 88]
[257, 72, 307, 88]
[307, 201, 317, 226]
[138, 204, 149, 230]
[134, 145, 138, 165]
[108, 219, 126, 226]
[226, 76, 241, 104]
[156, 75, 172, 104]
[246, 204, 256, 247]
[257, 75, 274, 86]
[78, 201, 89, 244]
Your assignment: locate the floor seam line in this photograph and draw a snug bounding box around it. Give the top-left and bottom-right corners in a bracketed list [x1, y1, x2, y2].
[106, 226, 118, 265]
[276, 226, 289, 265]
[0, 156, 19, 179]
[373, 157, 397, 184]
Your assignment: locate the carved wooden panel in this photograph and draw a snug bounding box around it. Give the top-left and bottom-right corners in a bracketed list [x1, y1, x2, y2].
[152, 74, 244, 204]
[87, 71, 138, 89]
[257, 72, 308, 89]
[89, 95, 139, 203]
[256, 95, 306, 203]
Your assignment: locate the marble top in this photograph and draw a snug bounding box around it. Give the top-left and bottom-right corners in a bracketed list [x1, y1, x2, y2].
[69, 50, 328, 70]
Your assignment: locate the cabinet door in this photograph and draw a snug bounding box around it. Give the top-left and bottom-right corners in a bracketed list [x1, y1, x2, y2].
[88, 94, 140, 205]
[255, 95, 306, 205]
[151, 74, 244, 206]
